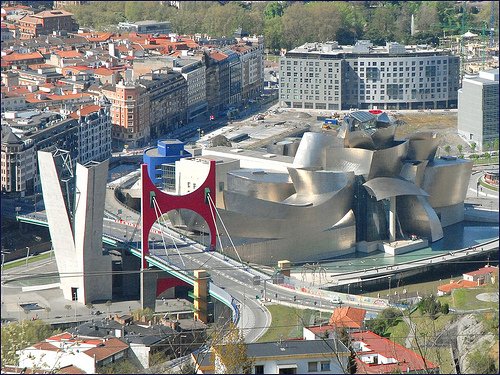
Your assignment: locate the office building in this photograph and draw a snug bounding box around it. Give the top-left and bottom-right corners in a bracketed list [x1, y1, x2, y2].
[117, 20, 171, 35]
[279, 40, 460, 111]
[457, 69, 499, 151]
[171, 58, 208, 122]
[137, 70, 187, 139]
[18, 9, 78, 39]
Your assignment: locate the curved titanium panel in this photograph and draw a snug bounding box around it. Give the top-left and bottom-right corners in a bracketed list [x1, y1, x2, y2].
[222, 176, 354, 239]
[399, 160, 429, 187]
[368, 140, 408, 179]
[345, 130, 375, 150]
[422, 159, 473, 208]
[363, 177, 429, 201]
[324, 147, 374, 176]
[218, 210, 357, 265]
[227, 169, 295, 202]
[293, 132, 336, 169]
[371, 125, 396, 149]
[397, 195, 444, 242]
[407, 132, 439, 161]
[287, 168, 355, 195]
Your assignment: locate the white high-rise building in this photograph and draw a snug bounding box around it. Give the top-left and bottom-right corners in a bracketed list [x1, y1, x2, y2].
[458, 69, 499, 152]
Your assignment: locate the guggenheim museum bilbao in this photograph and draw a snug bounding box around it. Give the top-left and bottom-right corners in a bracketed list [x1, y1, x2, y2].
[145, 111, 472, 265]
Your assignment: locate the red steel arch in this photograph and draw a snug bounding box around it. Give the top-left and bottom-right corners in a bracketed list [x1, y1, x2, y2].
[140, 161, 217, 269]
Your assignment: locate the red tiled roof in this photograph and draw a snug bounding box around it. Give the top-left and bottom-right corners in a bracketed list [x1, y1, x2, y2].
[306, 324, 335, 335]
[57, 365, 86, 374]
[94, 67, 114, 76]
[32, 341, 60, 351]
[55, 50, 82, 59]
[48, 332, 73, 341]
[70, 104, 102, 118]
[329, 306, 366, 329]
[464, 266, 499, 277]
[34, 10, 74, 18]
[18, 14, 43, 24]
[351, 330, 439, 374]
[2, 51, 44, 62]
[438, 279, 478, 294]
[28, 63, 54, 70]
[83, 338, 129, 361]
[210, 51, 228, 61]
[79, 32, 114, 42]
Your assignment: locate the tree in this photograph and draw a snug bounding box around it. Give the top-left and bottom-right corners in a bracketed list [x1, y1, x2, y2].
[471, 142, 477, 153]
[213, 322, 253, 374]
[264, 1, 285, 19]
[418, 295, 441, 320]
[336, 327, 357, 374]
[1, 320, 54, 365]
[364, 5, 398, 45]
[493, 138, 499, 151]
[444, 145, 451, 155]
[467, 341, 498, 374]
[365, 308, 402, 337]
[457, 144, 463, 155]
[98, 358, 140, 374]
[415, 2, 440, 35]
[44, 307, 51, 320]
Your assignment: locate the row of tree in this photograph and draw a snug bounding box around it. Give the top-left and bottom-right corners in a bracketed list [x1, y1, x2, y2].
[64, 1, 499, 51]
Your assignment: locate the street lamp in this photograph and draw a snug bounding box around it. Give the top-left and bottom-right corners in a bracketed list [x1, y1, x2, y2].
[125, 215, 131, 241]
[1, 253, 5, 276]
[388, 276, 392, 302]
[25, 247, 30, 268]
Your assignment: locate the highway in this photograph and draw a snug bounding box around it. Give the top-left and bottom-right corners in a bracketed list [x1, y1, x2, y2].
[8, 163, 497, 342]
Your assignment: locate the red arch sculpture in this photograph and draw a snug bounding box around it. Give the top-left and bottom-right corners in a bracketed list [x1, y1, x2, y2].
[141, 161, 217, 269]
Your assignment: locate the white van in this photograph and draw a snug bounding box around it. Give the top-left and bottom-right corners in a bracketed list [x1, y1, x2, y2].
[331, 296, 342, 304]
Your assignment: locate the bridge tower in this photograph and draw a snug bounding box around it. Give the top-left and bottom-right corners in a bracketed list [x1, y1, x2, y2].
[140, 160, 217, 310]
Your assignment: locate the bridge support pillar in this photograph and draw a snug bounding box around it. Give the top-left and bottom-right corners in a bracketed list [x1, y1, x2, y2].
[389, 196, 396, 242]
[278, 260, 291, 277]
[193, 270, 210, 323]
[140, 268, 156, 311]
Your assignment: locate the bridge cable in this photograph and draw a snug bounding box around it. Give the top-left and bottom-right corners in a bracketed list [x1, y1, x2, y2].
[206, 192, 226, 255]
[150, 196, 171, 263]
[207, 194, 244, 265]
[152, 196, 186, 267]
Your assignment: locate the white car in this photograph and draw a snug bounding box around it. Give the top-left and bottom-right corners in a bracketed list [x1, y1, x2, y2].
[331, 296, 342, 304]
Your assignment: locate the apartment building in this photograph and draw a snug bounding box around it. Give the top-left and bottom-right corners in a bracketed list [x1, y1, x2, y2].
[171, 58, 207, 122]
[457, 69, 499, 151]
[138, 70, 187, 139]
[230, 36, 264, 101]
[102, 81, 150, 149]
[1, 126, 36, 195]
[18, 9, 78, 39]
[71, 103, 112, 164]
[279, 40, 460, 111]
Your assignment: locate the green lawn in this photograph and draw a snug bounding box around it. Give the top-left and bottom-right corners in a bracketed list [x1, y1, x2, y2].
[387, 320, 410, 346]
[473, 156, 499, 165]
[258, 305, 320, 343]
[2, 252, 52, 271]
[449, 284, 499, 311]
[422, 347, 456, 374]
[362, 275, 462, 299]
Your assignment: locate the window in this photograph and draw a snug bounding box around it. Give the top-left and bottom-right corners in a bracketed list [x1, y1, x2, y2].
[254, 365, 264, 374]
[320, 361, 330, 372]
[308, 362, 318, 372]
